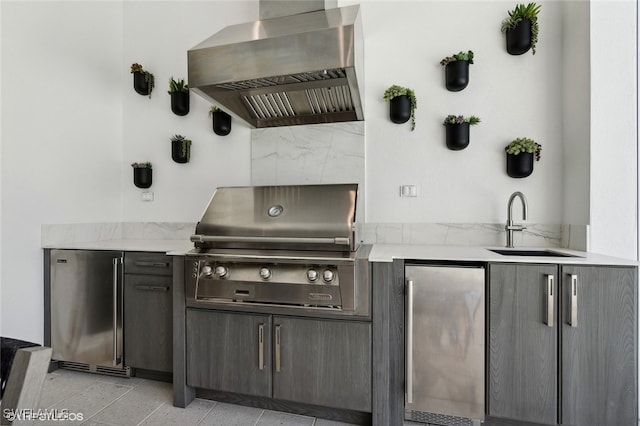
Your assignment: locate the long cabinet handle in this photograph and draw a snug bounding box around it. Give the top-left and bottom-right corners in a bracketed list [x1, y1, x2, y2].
[258, 324, 265, 371]
[406, 280, 414, 405]
[134, 285, 169, 292]
[112, 258, 119, 366]
[275, 325, 281, 373]
[570, 274, 578, 327]
[546, 275, 554, 327]
[134, 261, 170, 268]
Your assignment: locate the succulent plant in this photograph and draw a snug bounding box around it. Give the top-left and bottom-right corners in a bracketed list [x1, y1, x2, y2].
[383, 85, 417, 131]
[505, 137, 541, 160]
[131, 162, 152, 169]
[443, 115, 481, 125]
[171, 135, 192, 162]
[440, 51, 474, 66]
[168, 77, 188, 94]
[130, 63, 155, 98]
[501, 3, 541, 55]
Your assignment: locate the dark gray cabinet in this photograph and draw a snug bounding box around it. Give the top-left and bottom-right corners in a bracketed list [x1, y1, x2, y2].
[489, 263, 558, 424]
[185, 309, 372, 411]
[560, 265, 637, 426]
[489, 263, 637, 426]
[273, 316, 371, 412]
[186, 309, 272, 397]
[124, 252, 173, 373]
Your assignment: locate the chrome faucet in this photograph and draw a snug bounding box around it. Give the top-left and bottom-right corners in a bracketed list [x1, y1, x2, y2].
[505, 191, 528, 247]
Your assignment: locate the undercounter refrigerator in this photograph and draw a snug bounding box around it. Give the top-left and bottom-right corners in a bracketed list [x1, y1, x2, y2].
[49, 249, 128, 376]
[405, 264, 485, 426]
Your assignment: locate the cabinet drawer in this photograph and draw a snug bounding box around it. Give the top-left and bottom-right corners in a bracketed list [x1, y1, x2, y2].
[125, 252, 172, 276]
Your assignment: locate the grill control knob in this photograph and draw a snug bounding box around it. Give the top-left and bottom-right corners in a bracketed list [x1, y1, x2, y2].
[259, 267, 272, 280]
[306, 269, 319, 282]
[201, 265, 213, 277]
[214, 265, 228, 279]
[322, 269, 335, 283]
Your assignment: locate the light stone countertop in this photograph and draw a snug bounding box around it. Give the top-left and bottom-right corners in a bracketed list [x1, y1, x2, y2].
[42, 238, 638, 267]
[369, 244, 639, 266]
[42, 239, 192, 253]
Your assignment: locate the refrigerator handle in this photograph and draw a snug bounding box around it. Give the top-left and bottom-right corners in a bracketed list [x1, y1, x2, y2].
[406, 279, 414, 405]
[112, 257, 123, 366]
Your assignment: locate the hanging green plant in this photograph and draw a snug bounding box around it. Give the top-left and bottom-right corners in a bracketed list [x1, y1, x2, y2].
[130, 63, 155, 98]
[501, 3, 541, 55]
[383, 85, 417, 131]
[170, 134, 191, 163]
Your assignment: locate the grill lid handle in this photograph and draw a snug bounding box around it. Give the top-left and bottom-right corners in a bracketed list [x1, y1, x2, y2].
[190, 235, 351, 246]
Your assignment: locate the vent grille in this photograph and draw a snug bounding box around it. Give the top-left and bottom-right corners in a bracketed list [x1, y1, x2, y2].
[217, 69, 347, 91]
[407, 410, 478, 426]
[59, 361, 131, 378]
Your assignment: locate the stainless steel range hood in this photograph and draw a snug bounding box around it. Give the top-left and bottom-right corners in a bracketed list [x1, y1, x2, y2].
[187, 1, 364, 128]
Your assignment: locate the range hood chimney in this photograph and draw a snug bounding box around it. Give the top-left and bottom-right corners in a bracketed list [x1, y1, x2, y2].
[188, 0, 364, 128]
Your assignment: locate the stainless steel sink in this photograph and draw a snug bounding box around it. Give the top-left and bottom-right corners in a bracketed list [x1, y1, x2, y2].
[488, 248, 579, 258]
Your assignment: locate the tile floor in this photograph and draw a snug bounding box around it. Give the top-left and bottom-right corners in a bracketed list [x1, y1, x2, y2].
[31, 368, 425, 426]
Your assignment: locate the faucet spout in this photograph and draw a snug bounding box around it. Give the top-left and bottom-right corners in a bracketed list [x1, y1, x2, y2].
[505, 191, 528, 247]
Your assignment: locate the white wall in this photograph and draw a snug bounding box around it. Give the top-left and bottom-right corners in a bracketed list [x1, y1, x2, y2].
[589, 0, 637, 259]
[1, 1, 124, 343]
[346, 0, 564, 225]
[121, 1, 254, 222]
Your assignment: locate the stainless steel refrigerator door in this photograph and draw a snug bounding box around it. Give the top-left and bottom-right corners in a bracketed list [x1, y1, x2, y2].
[405, 265, 485, 421]
[50, 250, 123, 367]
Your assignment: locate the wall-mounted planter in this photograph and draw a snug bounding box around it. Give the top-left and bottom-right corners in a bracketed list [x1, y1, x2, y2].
[130, 64, 154, 98]
[132, 164, 152, 188]
[389, 95, 412, 125]
[170, 135, 191, 163]
[383, 86, 417, 130]
[170, 91, 190, 116]
[506, 19, 533, 55]
[505, 137, 541, 178]
[211, 109, 232, 136]
[445, 123, 470, 150]
[444, 61, 469, 92]
[506, 152, 534, 177]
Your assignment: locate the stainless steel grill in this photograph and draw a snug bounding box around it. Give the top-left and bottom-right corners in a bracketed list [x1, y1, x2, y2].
[185, 184, 369, 317]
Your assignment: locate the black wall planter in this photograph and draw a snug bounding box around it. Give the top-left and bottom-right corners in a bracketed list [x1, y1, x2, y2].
[171, 140, 190, 163]
[445, 123, 470, 150]
[133, 168, 152, 188]
[445, 61, 469, 92]
[133, 72, 151, 96]
[212, 110, 232, 136]
[506, 19, 532, 55]
[389, 95, 411, 124]
[506, 152, 534, 178]
[170, 92, 190, 116]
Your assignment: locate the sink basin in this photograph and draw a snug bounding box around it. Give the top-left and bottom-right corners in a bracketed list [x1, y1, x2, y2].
[488, 248, 579, 258]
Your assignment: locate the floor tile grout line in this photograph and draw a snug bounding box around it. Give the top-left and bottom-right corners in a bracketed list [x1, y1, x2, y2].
[254, 408, 266, 426]
[79, 383, 136, 424]
[195, 400, 218, 425]
[135, 400, 167, 426]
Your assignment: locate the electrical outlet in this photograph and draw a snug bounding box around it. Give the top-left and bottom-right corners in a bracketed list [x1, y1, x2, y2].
[400, 185, 417, 197]
[141, 191, 154, 201]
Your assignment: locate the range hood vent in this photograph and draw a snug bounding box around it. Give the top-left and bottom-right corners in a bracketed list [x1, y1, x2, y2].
[188, 2, 363, 128]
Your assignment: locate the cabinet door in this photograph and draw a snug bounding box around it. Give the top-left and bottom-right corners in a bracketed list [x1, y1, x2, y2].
[186, 309, 272, 397]
[488, 263, 558, 424]
[272, 316, 371, 412]
[561, 266, 637, 426]
[124, 274, 172, 372]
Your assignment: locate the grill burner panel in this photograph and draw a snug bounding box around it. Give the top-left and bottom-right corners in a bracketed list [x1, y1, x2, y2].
[186, 184, 369, 317]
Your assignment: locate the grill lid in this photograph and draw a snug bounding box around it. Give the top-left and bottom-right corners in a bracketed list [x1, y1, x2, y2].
[191, 184, 358, 251]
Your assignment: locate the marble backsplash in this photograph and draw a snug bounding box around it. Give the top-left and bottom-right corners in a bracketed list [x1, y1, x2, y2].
[42, 221, 588, 251]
